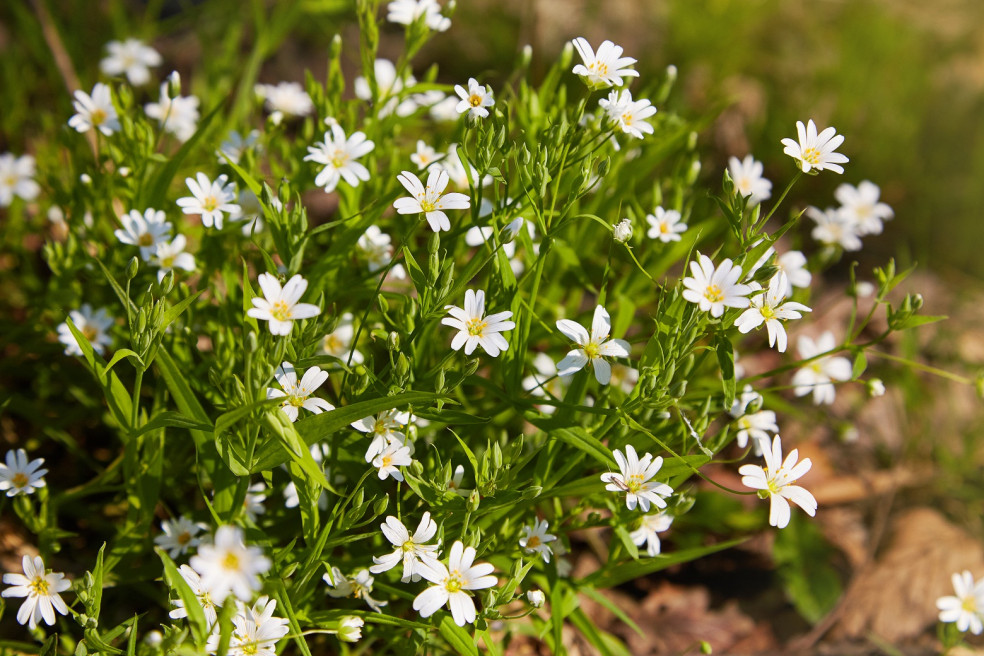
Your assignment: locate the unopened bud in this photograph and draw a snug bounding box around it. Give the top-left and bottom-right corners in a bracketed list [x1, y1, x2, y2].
[125, 256, 140, 280]
[337, 616, 363, 642]
[396, 353, 410, 380]
[526, 589, 545, 607]
[867, 378, 885, 397]
[468, 488, 481, 511]
[612, 218, 632, 243]
[330, 34, 343, 59]
[167, 71, 181, 98]
[387, 332, 400, 351]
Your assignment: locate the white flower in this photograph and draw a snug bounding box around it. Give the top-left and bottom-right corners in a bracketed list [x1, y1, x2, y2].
[728, 155, 772, 206]
[734, 273, 812, 353]
[519, 518, 557, 562]
[868, 379, 886, 397]
[206, 596, 289, 656]
[556, 305, 630, 386]
[430, 95, 460, 121]
[100, 38, 161, 85]
[522, 353, 570, 414]
[0, 153, 40, 206]
[265, 362, 334, 422]
[387, 0, 450, 31]
[835, 180, 893, 235]
[351, 410, 411, 463]
[781, 119, 848, 174]
[791, 332, 852, 405]
[370, 512, 441, 582]
[776, 250, 812, 294]
[145, 82, 200, 142]
[734, 410, 778, 454]
[325, 568, 387, 613]
[357, 225, 406, 279]
[2, 555, 71, 630]
[629, 512, 674, 557]
[601, 444, 674, 512]
[321, 313, 364, 364]
[230, 190, 276, 236]
[337, 616, 364, 642]
[168, 564, 220, 626]
[599, 90, 657, 139]
[411, 140, 442, 170]
[526, 590, 545, 607]
[729, 384, 762, 417]
[304, 123, 375, 194]
[373, 443, 412, 481]
[612, 218, 633, 243]
[393, 169, 471, 233]
[571, 37, 638, 89]
[247, 273, 322, 336]
[255, 82, 313, 118]
[454, 78, 495, 118]
[153, 234, 196, 282]
[413, 541, 497, 627]
[0, 449, 47, 497]
[937, 571, 984, 635]
[739, 435, 817, 529]
[807, 206, 863, 251]
[190, 525, 271, 603]
[681, 253, 752, 317]
[57, 304, 114, 356]
[115, 208, 173, 261]
[646, 207, 687, 243]
[448, 464, 466, 491]
[68, 83, 120, 136]
[241, 482, 267, 523]
[442, 289, 515, 357]
[155, 515, 208, 558]
[217, 130, 260, 165]
[176, 173, 240, 229]
[355, 59, 420, 118]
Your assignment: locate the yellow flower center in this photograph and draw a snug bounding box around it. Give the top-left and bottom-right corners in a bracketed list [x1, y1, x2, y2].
[161, 254, 175, 268]
[802, 147, 821, 165]
[222, 551, 241, 570]
[202, 196, 219, 212]
[626, 474, 644, 494]
[591, 62, 610, 77]
[466, 318, 487, 337]
[271, 301, 292, 321]
[962, 596, 978, 613]
[138, 233, 155, 246]
[381, 454, 393, 468]
[324, 335, 343, 353]
[760, 305, 775, 320]
[444, 572, 463, 593]
[11, 472, 29, 488]
[526, 535, 541, 549]
[331, 152, 349, 169]
[288, 394, 308, 408]
[402, 540, 416, 553]
[91, 108, 107, 125]
[621, 112, 633, 125]
[82, 325, 99, 341]
[419, 199, 436, 212]
[177, 531, 192, 545]
[583, 341, 601, 360]
[29, 576, 50, 596]
[704, 284, 724, 303]
[469, 94, 483, 107]
[241, 642, 259, 656]
[4, 175, 17, 188]
[660, 222, 670, 234]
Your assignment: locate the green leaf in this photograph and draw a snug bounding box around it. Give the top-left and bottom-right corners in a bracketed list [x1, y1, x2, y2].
[88, 543, 106, 619]
[164, 289, 206, 327]
[103, 349, 144, 379]
[893, 314, 947, 330]
[549, 427, 614, 467]
[851, 351, 867, 379]
[262, 411, 330, 489]
[715, 333, 736, 409]
[569, 607, 632, 656]
[158, 549, 208, 645]
[439, 616, 478, 656]
[583, 538, 745, 588]
[64, 317, 133, 429]
[132, 411, 213, 438]
[154, 349, 211, 451]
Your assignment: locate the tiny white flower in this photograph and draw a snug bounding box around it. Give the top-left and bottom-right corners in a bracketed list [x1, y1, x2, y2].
[599, 89, 657, 139]
[2, 555, 71, 630]
[519, 518, 557, 562]
[734, 410, 778, 454]
[393, 169, 471, 233]
[646, 207, 687, 243]
[571, 37, 638, 89]
[413, 541, 497, 627]
[247, 272, 322, 336]
[0, 153, 41, 206]
[373, 442, 412, 481]
[739, 435, 817, 529]
[355, 59, 419, 118]
[254, 82, 313, 118]
[781, 119, 848, 174]
[190, 525, 271, 603]
[304, 123, 375, 194]
[154, 515, 208, 558]
[321, 312, 364, 364]
[601, 444, 674, 512]
[206, 596, 289, 656]
[612, 218, 633, 243]
[807, 206, 863, 251]
[728, 155, 772, 206]
[68, 83, 120, 136]
[357, 225, 406, 279]
[351, 410, 411, 463]
[57, 304, 114, 357]
[868, 379, 886, 397]
[411, 140, 442, 170]
[337, 616, 364, 642]
[0, 449, 47, 497]
[454, 78, 495, 118]
[176, 173, 240, 229]
[734, 273, 812, 353]
[526, 589, 546, 607]
[115, 208, 173, 260]
[681, 253, 752, 317]
[241, 482, 267, 523]
[217, 130, 260, 165]
[791, 332, 852, 405]
[442, 289, 515, 357]
[325, 568, 387, 613]
[937, 570, 984, 635]
[100, 38, 161, 85]
[556, 305, 630, 386]
[835, 180, 893, 235]
[145, 82, 200, 142]
[387, 0, 451, 31]
[153, 234, 196, 282]
[266, 362, 334, 423]
[168, 563, 220, 626]
[629, 512, 674, 557]
[370, 512, 442, 582]
[776, 251, 812, 294]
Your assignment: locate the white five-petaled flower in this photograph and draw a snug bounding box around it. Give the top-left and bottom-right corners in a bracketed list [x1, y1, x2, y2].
[519, 518, 557, 562]
[629, 512, 674, 557]
[0, 449, 47, 497]
[206, 596, 289, 656]
[411, 140, 442, 170]
[601, 444, 674, 512]
[681, 253, 752, 317]
[99, 38, 161, 85]
[176, 173, 240, 229]
[351, 410, 411, 463]
[321, 312, 364, 365]
[190, 525, 271, 603]
[144, 81, 200, 142]
[599, 89, 657, 139]
[807, 206, 863, 251]
[114, 208, 173, 261]
[304, 123, 375, 194]
[153, 234, 196, 282]
[728, 155, 772, 206]
[370, 512, 442, 582]
[394, 169, 471, 233]
[266, 362, 334, 423]
[734, 273, 812, 353]
[739, 435, 817, 529]
[791, 332, 852, 406]
[57, 304, 114, 357]
[646, 207, 687, 243]
[556, 304, 631, 385]
[781, 119, 849, 174]
[254, 82, 314, 119]
[835, 180, 893, 235]
[442, 289, 515, 357]
[0, 153, 40, 206]
[247, 273, 322, 336]
[373, 443, 413, 481]
[571, 37, 638, 89]
[325, 568, 388, 613]
[387, 0, 451, 31]
[155, 515, 208, 558]
[749, 248, 812, 296]
[734, 410, 778, 454]
[413, 541, 497, 627]
[454, 78, 495, 118]
[168, 564, 220, 626]
[2, 555, 71, 630]
[68, 83, 120, 136]
[937, 570, 984, 635]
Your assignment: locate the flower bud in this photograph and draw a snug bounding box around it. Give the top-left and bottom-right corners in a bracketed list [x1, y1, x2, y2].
[387, 331, 401, 351]
[330, 34, 343, 59]
[867, 378, 885, 397]
[526, 589, 545, 607]
[520, 44, 533, 68]
[612, 218, 632, 243]
[118, 166, 131, 178]
[167, 71, 181, 99]
[468, 488, 481, 511]
[337, 616, 363, 642]
[396, 353, 410, 380]
[125, 256, 140, 280]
